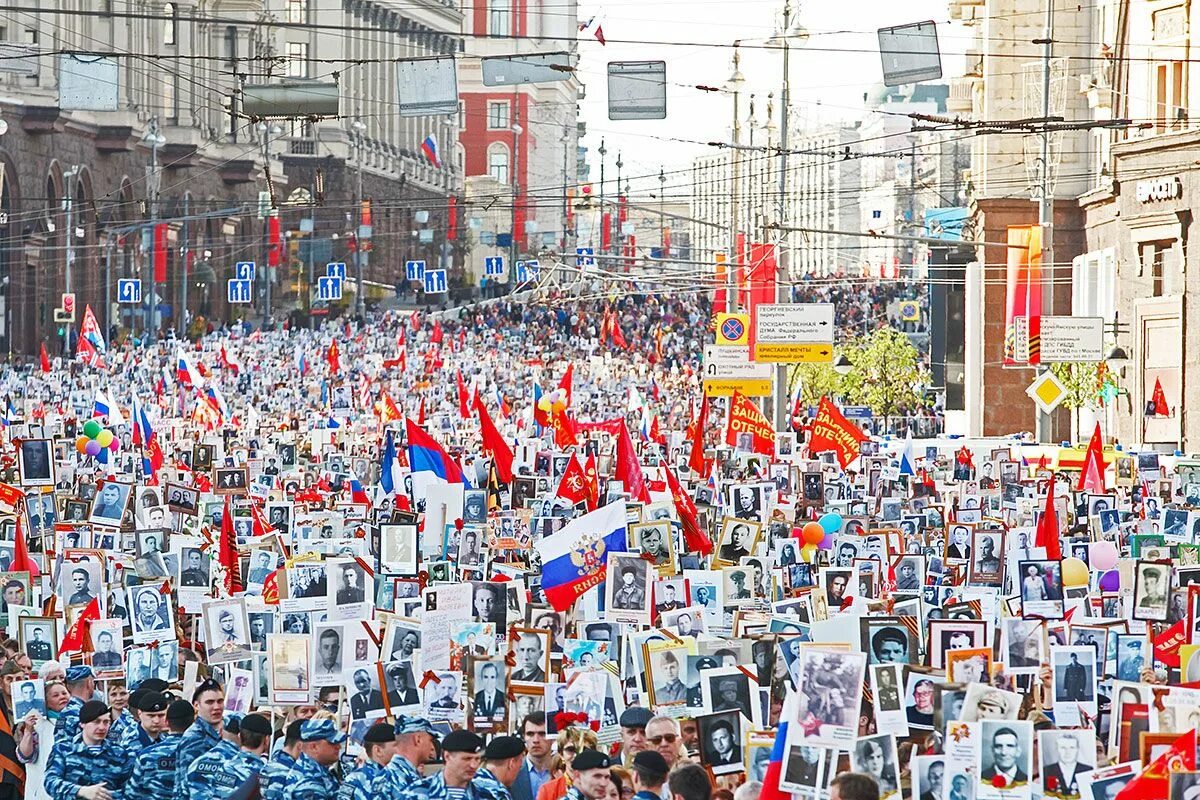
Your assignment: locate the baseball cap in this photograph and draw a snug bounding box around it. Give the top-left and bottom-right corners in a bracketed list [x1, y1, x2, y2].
[300, 719, 347, 744]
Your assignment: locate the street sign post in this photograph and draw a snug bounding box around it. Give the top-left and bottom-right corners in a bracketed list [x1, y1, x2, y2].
[1026, 371, 1068, 414]
[715, 313, 751, 347]
[575, 248, 595, 267]
[117, 279, 142, 304]
[317, 276, 343, 301]
[702, 345, 773, 396]
[406, 260, 426, 281]
[485, 257, 505, 276]
[228, 279, 253, 304]
[326, 262, 347, 281]
[752, 303, 835, 362]
[423, 269, 448, 294]
[235, 261, 256, 281]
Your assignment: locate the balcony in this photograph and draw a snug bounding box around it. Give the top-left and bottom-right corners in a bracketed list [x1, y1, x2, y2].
[288, 138, 318, 156]
[948, 76, 977, 113]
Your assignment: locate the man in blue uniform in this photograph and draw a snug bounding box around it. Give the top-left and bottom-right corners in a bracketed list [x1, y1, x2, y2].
[261, 719, 304, 800]
[174, 678, 226, 800]
[372, 715, 439, 798]
[474, 735, 528, 800]
[126, 700, 194, 799]
[53, 665, 96, 744]
[337, 722, 396, 800]
[122, 690, 171, 750]
[563, 750, 615, 800]
[185, 712, 272, 800]
[45, 700, 131, 800]
[395, 729, 503, 800]
[281, 719, 345, 800]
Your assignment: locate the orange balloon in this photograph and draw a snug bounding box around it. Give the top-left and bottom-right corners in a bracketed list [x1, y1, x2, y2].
[75, 436, 90, 455]
[802, 521, 825, 545]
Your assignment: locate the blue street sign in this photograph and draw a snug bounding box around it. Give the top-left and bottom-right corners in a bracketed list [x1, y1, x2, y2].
[406, 260, 426, 281]
[526, 259, 540, 274]
[317, 275, 343, 301]
[326, 261, 347, 281]
[515, 261, 528, 282]
[117, 278, 142, 304]
[484, 256, 504, 276]
[575, 248, 594, 267]
[423, 269, 447, 294]
[235, 261, 256, 281]
[227, 279, 253, 304]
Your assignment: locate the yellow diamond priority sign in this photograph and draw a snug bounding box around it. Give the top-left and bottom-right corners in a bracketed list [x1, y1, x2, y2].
[1026, 371, 1067, 415]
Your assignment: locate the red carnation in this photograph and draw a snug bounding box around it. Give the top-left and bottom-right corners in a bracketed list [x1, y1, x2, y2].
[1046, 776, 1058, 791]
[991, 775, 1007, 789]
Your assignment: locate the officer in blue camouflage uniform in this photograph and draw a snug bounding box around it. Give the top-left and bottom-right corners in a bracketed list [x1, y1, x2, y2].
[473, 735, 528, 800]
[337, 722, 396, 800]
[174, 678, 226, 800]
[45, 700, 131, 800]
[53, 665, 96, 745]
[120, 680, 173, 750]
[261, 719, 305, 800]
[560, 750, 615, 800]
[281, 719, 345, 800]
[126, 699, 194, 800]
[372, 715, 439, 799]
[108, 684, 138, 747]
[185, 712, 272, 800]
[395, 729, 508, 800]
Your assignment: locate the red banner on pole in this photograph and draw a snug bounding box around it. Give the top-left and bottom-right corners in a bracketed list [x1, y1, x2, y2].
[808, 396, 869, 469]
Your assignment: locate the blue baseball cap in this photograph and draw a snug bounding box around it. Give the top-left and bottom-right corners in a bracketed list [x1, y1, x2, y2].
[300, 719, 347, 744]
[65, 666, 94, 683]
[395, 715, 438, 738]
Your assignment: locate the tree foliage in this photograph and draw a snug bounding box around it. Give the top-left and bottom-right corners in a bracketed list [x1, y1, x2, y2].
[1048, 361, 1120, 411]
[791, 328, 931, 417]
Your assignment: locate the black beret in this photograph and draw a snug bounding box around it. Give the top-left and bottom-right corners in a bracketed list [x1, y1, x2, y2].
[136, 678, 170, 693]
[364, 722, 396, 744]
[632, 750, 670, 778]
[128, 689, 147, 711]
[79, 700, 111, 725]
[441, 729, 485, 753]
[166, 699, 195, 725]
[484, 735, 527, 760]
[240, 714, 273, 736]
[572, 749, 612, 772]
[225, 716, 242, 735]
[138, 692, 170, 713]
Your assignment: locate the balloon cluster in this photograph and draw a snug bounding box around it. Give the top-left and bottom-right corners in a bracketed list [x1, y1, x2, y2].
[796, 512, 844, 562]
[75, 419, 119, 458]
[536, 389, 567, 416]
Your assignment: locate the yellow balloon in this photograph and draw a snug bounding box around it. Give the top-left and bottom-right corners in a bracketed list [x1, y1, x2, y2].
[800, 543, 818, 563]
[1061, 557, 1089, 587]
[95, 430, 115, 448]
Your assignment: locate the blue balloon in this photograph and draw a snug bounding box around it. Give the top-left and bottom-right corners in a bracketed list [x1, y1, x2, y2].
[818, 512, 843, 535]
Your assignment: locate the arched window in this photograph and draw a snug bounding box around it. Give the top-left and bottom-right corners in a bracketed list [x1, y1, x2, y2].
[164, 3, 177, 45]
[488, 0, 511, 37]
[487, 143, 509, 184]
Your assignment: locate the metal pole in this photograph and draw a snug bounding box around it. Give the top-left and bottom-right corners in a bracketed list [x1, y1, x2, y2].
[562, 125, 570, 255]
[1035, 0, 1055, 443]
[180, 193, 189, 338]
[729, 47, 742, 313]
[357, 131, 365, 318]
[598, 138, 606, 253]
[64, 167, 76, 356]
[615, 153, 623, 268]
[510, 93, 519, 285]
[659, 167, 666, 257]
[773, 6, 792, 430]
[147, 119, 159, 345]
[104, 234, 113, 340]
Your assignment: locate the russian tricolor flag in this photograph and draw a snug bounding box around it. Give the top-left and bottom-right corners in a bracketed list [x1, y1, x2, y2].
[898, 431, 916, 477]
[379, 430, 401, 495]
[176, 347, 203, 388]
[421, 134, 440, 168]
[406, 418, 470, 486]
[535, 502, 628, 612]
[204, 385, 229, 419]
[294, 346, 309, 377]
[757, 691, 798, 800]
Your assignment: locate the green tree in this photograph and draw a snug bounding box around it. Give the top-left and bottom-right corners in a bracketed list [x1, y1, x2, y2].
[839, 328, 930, 421]
[791, 362, 843, 408]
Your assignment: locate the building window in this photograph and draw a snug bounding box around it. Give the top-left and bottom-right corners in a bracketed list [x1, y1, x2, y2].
[488, 144, 510, 184]
[164, 74, 177, 120]
[286, 0, 308, 24]
[488, 0, 511, 37]
[1155, 61, 1185, 132]
[286, 42, 309, 78]
[1142, 240, 1171, 297]
[487, 101, 509, 130]
[164, 2, 177, 45]
[224, 26, 238, 65]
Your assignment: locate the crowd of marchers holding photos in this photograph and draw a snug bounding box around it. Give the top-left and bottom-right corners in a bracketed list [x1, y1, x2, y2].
[0, 278, 1188, 800]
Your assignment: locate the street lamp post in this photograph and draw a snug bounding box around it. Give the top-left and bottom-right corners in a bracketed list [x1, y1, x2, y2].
[351, 119, 367, 318]
[725, 47, 746, 312]
[658, 167, 666, 259]
[142, 118, 165, 343]
[63, 165, 80, 355]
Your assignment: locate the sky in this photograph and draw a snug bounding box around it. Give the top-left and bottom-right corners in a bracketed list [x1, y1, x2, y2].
[573, 0, 969, 199]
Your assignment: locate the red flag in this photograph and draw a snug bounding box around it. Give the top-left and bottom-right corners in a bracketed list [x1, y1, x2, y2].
[378, 391, 402, 425]
[556, 456, 590, 507]
[687, 393, 710, 476]
[475, 396, 514, 484]
[550, 406, 578, 449]
[558, 364, 574, 408]
[1035, 474, 1062, 560]
[457, 370, 471, 420]
[1077, 422, 1106, 493]
[219, 496, 243, 594]
[10, 514, 38, 579]
[430, 320, 444, 345]
[1116, 730, 1195, 800]
[807, 396, 869, 469]
[594, 24, 606, 45]
[614, 420, 649, 502]
[611, 322, 628, 349]
[724, 391, 775, 456]
[250, 503, 275, 538]
[1154, 619, 1187, 667]
[327, 340, 340, 375]
[417, 396, 426, 426]
[583, 452, 600, 511]
[663, 461, 713, 555]
[1150, 377, 1170, 417]
[39, 344, 51, 374]
[59, 597, 101, 654]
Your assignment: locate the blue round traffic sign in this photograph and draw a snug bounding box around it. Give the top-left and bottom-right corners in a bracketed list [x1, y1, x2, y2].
[720, 318, 745, 342]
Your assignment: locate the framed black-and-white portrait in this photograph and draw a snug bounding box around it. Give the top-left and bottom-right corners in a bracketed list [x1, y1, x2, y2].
[164, 483, 199, 515]
[1133, 560, 1170, 622]
[204, 597, 252, 664]
[19, 616, 58, 668]
[213, 466, 249, 495]
[697, 710, 744, 775]
[129, 582, 175, 644]
[606, 553, 651, 625]
[17, 439, 54, 487]
[380, 524, 419, 575]
[89, 480, 131, 526]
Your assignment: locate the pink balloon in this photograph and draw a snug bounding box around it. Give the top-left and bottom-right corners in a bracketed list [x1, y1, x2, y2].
[1098, 570, 1120, 592]
[1091, 540, 1119, 571]
[108, 439, 119, 452]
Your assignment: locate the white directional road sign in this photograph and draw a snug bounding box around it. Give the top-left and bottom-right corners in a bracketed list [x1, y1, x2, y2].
[1040, 316, 1105, 363]
[235, 261, 256, 281]
[703, 345, 773, 396]
[317, 276, 343, 301]
[117, 279, 142, 304]
[423, 269, 447, 294]
[485, 257, 505, 276]
[753, 303, 836, 362]
[326, 262, 347, 281]
[228, 279, 253, 304]
[406, 260, 426, 281]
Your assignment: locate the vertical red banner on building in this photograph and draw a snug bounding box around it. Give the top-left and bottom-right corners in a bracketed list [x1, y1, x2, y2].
[713, 253, 728, 315]
[601, 212, 612, 251]
[153, 223, 168, 283]
[267, 214, 281, 267]
[745, 243, 778, 355]
[1004, 225, 1043, 366]
[447, 195, 458, 241]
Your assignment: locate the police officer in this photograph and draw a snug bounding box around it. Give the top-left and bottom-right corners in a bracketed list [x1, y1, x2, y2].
[563, 750, 615, 800]
[54, 665, 96, 744]
[372, 715, 439, 798]
[397, 730, 504, 800]
[127, 699, 194, 798]
[337, 722, 396, 800]
[261, 719, 305, 800]
[185, 712, 272, 800]
[473, 735, 528, 800]
[122, 689, 171, 750]
[281, 719, 345, 800]
[45, 700, 131, 800]
[174, 678, 226, 800]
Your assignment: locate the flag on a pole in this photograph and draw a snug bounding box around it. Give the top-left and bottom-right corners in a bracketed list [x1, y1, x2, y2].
[535, 502, 628, 611]
[476, 396, 514, 484]
[1077, 422, 1106, 493]
[808, 396, 869, 469]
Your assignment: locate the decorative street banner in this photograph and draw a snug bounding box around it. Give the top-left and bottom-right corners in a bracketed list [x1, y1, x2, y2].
[808, 396, 869, 469]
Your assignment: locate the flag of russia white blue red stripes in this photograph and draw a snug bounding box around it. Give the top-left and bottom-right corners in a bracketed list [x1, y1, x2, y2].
[535, 502, 628, 612]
